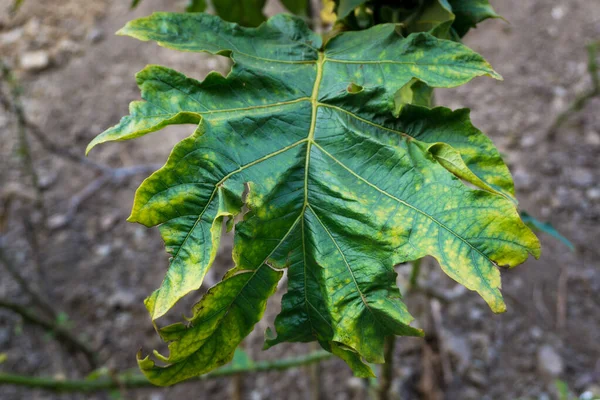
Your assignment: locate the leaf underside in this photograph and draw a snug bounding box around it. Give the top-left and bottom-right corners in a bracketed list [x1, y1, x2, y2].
[88, 12, 539, 386]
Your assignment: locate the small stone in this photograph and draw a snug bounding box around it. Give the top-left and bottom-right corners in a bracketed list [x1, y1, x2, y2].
[87, 28, 104, 43]
[466, 369, 488, 387]
[38, 170, 58, 190]
[537, 345, 564, 379]
[530, 326, 543, 340]
[584, 131, 600, 146]
[551, 6, 565, 20]
[346, 377, 363, 391]
[100, 213, 119, 231]
[0, 27, 23, 45]
[572, 168, 594, 188]
[581, 386, 600, 400]
[55, 39, 81, 54]
[133, 226, 147, 247]
[47, 214, 68, 230]
[513, 169, 533, 190]
[0, 327, 10, 346]
[469, 307, 483, 321]
[20, 50, 50, 71]
[553, 86, 567, 97]
[520, 135, 537, 148]
[94, 243, 112, 258]
[108, 290, 136, 309]
[587, 188, 600, 200]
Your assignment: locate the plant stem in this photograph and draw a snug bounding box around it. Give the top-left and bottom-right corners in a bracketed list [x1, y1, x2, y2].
[0, 351, 332, 392]
[308, 342, 322, 400]
[0, 299, 97, 369]
[409, 258, 422, 290]
[378, 336, 396, 400]
[547, 41, 599, 139]
[0, 62, 47, 233]
[0, 246, 57, 320]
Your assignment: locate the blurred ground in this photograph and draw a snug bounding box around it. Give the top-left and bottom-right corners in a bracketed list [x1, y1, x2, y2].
[0, 0, 599, 399]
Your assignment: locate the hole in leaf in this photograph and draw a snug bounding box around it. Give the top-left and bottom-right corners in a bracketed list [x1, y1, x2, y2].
[346, 82, 364, 94]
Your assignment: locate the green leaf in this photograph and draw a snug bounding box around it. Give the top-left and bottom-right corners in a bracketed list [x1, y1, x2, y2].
[212, 0, 267, 27]
[280, 0, 308, 15]
[335, 0, 366, 19]
[521, 212, 574, 251]
[447, 0, 501, 37]
[185, 0, 207, 13]
[89, 13, 539, 385]
[404, 0, 456, 39]
[394, 79, 434, 112]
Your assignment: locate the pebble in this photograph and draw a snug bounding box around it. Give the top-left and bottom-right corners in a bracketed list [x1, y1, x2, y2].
[0, 28, 23, 45]
[466, 369, 488, 387]
[87, 28, 104, 43]
[0, 327, 10, 346]
[572, 168, 594, 188]
[587, 188, 600, 200]
[551, 6, 565, 20]
[346, 377, 363, 391]
[530, 326, 543, 340]
[520, 135, 537, 148]
[20, 50, 50, 71]
[100, 213, 120, 231]
[108, 290, 136, 309]
[513, 169, 534, 191]
[537, 345, 564, 378]
[94, 243, 112, 258]
[47, 214, 68, 230]
[584, 131, 600, 146]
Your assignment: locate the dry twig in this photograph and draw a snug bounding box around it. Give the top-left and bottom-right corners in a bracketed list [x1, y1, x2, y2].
[0, 299, 97, 368]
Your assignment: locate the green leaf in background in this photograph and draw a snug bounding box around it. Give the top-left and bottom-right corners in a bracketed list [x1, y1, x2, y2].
[89, 13, 540, 385]
[406, 0, 456, 39]
[185, 0, 207, 13]
[212, 0, 267, 27]
[521, 212, 574, 251]
[448, 0, 501, 37]
[394, 79, 434, 112]
[335, 0, 366, 19]
[280, 0, 308, 16]
[333, 0, 499, 40]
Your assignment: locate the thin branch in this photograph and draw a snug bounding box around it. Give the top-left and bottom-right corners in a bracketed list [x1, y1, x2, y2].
[377, 336, 396, 400]
[308, 341, 322, 400]
[0, 351, 332, 392]
[0, 245, 57, 320]
[0, 62, 45, 215]
[48, 164, 160, 230]
[409, 258, 422, 290]
[0, 299, 97, 368]
[430, 299, 452, 385]
[547, 41, 599, 140]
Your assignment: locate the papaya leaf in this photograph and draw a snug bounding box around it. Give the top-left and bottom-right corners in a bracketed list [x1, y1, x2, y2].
[185, 0, 207, 13]
[335, 0, 366, 19]
[447, 0, 501, 37]
[280, 0, 308, 16]
[89, 13, 540, 385]
[212, 0, 267, 27]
